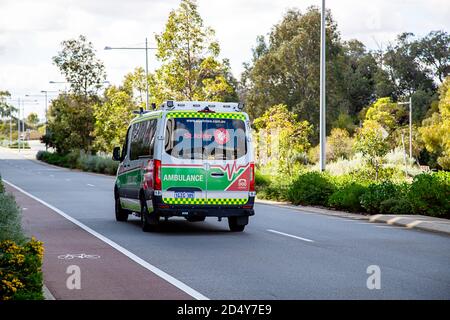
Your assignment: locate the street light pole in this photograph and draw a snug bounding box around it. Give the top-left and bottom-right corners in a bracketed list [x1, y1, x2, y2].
[398, 98, 413, 159]
[145, 37, 149, 110]
[319, 0, 326, 171]
[104, 40, 157, 110]
[40, 90, 49, 151]
[9, 103, 12, 147]
[17, 98, 21, 152]
[409, 96, 412, 159]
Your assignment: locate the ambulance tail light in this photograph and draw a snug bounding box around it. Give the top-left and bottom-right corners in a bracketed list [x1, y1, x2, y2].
[143, 160, 153, 189]
[249, 162, 255, 192]
[154, 159, 162, 190]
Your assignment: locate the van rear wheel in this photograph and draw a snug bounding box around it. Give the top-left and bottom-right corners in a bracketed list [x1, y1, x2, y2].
[141, 199, 159, 232]
[115, 197, 129, 222]
[228, 216, 248, 232]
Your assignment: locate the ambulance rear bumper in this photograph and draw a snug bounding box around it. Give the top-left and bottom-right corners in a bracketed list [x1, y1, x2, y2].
[151, 195, 255, 217]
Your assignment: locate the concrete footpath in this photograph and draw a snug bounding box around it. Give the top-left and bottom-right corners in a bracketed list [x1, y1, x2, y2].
[5, 183, 193, 300]
[256, 199, 450, 236]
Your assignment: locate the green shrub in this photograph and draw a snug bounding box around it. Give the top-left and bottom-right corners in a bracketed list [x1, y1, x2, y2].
[0, 192, 25, 244]
[37, 150, 118, 175]
[65, 150, 80, 168]
[257, 182, 290, 202]
[0, 177, 44, 300]
[105, 159, 119, 175]
[255, 170, 271, 188]
[8, 141, 30, 149]
[287, 171, 335, 206]
[328, 183, 367, 212]
[379, 197, 412, 215]
[359, 181, 401, 214]
[36, 150, 45, 161]
[0, 238, 44, 300]
[408, 172, 450, 217]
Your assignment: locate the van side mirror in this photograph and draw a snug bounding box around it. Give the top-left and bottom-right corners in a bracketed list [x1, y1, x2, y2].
[112, 147, 121, 161]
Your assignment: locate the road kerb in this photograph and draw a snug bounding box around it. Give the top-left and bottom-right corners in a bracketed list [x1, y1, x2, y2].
[255, 198, 450, 236]
[43, 285, 55, 300]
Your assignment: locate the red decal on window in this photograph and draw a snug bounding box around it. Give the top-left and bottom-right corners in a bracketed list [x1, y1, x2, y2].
[214, 128, 230, 145]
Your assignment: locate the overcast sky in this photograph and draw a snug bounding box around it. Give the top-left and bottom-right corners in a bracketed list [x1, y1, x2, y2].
[1, 0, 449, 119]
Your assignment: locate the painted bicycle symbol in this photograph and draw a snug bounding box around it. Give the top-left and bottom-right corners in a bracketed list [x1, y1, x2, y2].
[57, 253, 101, 260]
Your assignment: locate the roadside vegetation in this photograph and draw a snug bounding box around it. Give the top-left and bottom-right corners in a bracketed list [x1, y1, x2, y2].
[36, 150, 118, 175]
[257, 170, 449, 218]
[1, 0, 448, 217]
[0, 176, 44, 300]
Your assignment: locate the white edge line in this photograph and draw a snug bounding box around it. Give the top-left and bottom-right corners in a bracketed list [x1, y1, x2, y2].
[3, 179, 209, 301]
[267, 229, 314, 243]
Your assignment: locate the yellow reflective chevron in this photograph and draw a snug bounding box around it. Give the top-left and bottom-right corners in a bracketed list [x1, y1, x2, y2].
[166, 111, 246, 120]
[162, 197, 247, 205]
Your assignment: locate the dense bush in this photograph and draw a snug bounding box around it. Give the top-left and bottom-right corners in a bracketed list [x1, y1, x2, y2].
[287, 172, 335, 206]
[255, 170, 271, 188]
[0, 177, 24, 244]
[359, 181, 400, 214]
[8, 141, 30, 149]
[0, 193, 24, 243]
[0, 238, 44, 300]
[379, 197, 412, 215]
[408, 172, 450, 217]
[0, 176, 44, 300]
[257, 180, 290, 202]
[36, 150, 118, 175]
[328, 183, 367, 212]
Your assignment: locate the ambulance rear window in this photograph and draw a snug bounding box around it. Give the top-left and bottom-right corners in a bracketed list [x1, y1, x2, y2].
[165, 118, 247, 160]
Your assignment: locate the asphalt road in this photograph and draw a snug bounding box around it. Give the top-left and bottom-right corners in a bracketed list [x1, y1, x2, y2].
[1, 148, 450, 299]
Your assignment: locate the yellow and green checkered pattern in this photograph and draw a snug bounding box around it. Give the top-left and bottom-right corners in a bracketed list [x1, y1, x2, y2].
[163, 197, 248, 205]
[163, 198, 207, 205]
[166, 111, 246, 120]
[207, 198, 248, 205]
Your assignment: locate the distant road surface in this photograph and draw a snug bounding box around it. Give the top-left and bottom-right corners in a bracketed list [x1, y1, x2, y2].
[1, 146, 449, 299]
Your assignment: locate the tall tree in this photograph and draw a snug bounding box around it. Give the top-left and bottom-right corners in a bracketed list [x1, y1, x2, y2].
[92, 86, 135, 152]
[339, 40, 378, 116]
[419, 76, 450, 169]
[26, 112, 39, 128]
[53, 35, 106, 97]
[383, 33, 435, 97]
[153, 0, 237, 103]
[354, 120, 390, 180]
[0, 90, 16, 118]
[415, 30, 450, 84]
[242, 8, 335, 123]
[253, 104, 312, 175]
[123, 67, 151, 108]
[45, 93, 98, 153]
[241, 7, 374, 141]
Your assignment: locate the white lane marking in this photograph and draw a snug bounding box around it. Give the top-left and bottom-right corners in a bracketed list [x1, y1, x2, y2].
[65, 179, 71, 182]
[267, 229, 314, 243]
[3, 179, 208, 300]
[49, 174, 54, 178]
[87, 183, 95, 187]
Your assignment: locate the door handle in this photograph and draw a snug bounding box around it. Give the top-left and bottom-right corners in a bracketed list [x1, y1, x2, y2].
[210, 172, 224, 177]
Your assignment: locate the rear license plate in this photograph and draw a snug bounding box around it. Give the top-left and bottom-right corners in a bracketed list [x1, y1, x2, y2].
[174, 191, 195, 199]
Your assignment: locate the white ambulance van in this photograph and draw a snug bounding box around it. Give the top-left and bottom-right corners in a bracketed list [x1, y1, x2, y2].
[112, 101, 255, 232]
